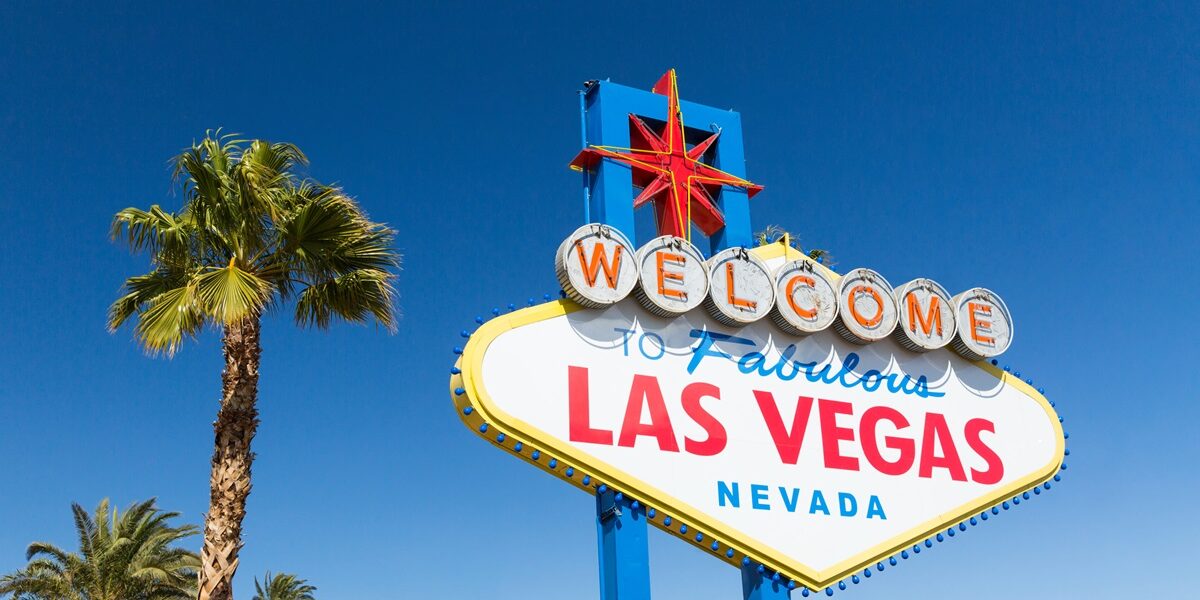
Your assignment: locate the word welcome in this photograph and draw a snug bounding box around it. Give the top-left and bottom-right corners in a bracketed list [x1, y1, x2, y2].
[557, 223, 1013, 359]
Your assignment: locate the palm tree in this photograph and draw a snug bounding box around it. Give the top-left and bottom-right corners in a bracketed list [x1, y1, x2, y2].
[754, 224, 836, 268]
[251, 573, 316, 600]
[0, 498, 199, 600]
[108, 132, 400, 600]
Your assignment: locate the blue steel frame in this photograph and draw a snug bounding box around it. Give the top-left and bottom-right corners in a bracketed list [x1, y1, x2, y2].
[577, 79, 754, 256]
[596, 489, 651, 600]
[578, 79, 783, 599]
[742, 564, 792, 600]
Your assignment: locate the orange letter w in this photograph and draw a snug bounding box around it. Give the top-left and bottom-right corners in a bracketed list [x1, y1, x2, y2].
[574, 242, 623, 289]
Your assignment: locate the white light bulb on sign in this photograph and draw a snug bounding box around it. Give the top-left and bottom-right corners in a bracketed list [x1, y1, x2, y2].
[770, 259, 838, 335]
[893, 278, 957, 352]
[555, 223, 639, 307]
[950, 287, 1013, 360]
[704, 247, 776, 326]
[834, 268, 898, 344]
[632, 236, 710, 317]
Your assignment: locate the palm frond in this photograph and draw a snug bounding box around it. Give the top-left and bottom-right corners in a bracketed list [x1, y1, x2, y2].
[195, 262, 274, 324]
[24, 542, 71, 566]
[295, 268, 397, 331]
[132, 283, 205, 356]
[278, 189, 399, 278]
[111, 205, 196, 261]
[807, 247, 836, 268]
[108, 268, 192, 331]
[70, 502, 97, 563]
[279, 190, 371, 269]
[323, 223, 399, 273]
[239, 140, 308, 184]
[253, 571, 317, 600]
[753, 224, 790, 247]
[753, 225, 836, 268]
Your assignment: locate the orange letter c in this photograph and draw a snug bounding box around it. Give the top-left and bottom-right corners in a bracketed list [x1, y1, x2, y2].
[785, 275, 818, 319]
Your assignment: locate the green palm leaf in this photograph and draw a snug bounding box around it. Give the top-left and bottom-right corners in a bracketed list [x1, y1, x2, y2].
[110, 206, 195, 262]
[281, 191, 371, 268]
[295, 268, 397, 331]
[1, 498, 199, 600]
[253, 571, 317, 600]
[754, 225, 837, 269]
[195, 263, 274, 324]
[132, 284, 204, 356]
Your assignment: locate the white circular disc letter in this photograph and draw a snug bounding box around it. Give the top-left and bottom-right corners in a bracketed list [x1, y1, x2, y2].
[633, 236, 709, 316]
[555, 224, 639, 307]
[950, 287, 1013, 360]
[771, 259, 838, 335]
[893, 278, 957, 352]
[704, 247, 776, 326]
[834, 268, 898, 344]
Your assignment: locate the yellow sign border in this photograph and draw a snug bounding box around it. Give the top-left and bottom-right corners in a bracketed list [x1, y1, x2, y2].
[450, 243, 1065, 590]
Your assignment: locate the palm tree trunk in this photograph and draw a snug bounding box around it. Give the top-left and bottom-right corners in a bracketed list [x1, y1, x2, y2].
[199, 316, 261, 600]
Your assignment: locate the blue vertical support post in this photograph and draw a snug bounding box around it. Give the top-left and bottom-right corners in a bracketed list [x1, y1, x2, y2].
[596, 488, 651, 600]
[741, 564, 791, 600]
[707, 113, 753, 254]
[580, 81, 637, 237]
[578, 89, 593, 223]
[578, 74, 763, 600]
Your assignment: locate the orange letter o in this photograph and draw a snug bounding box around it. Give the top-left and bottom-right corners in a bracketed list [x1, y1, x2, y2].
[848, 285, 884, 328]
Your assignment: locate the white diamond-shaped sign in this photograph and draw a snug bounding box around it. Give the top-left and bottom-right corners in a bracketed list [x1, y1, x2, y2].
[451, 249, 1063, 590]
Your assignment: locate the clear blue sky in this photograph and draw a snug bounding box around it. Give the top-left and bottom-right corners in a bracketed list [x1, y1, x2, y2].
[1, 2, 1196, 598]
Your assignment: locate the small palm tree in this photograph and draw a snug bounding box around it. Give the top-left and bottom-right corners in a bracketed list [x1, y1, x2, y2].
[754, 224, 836, 268]
[109, 131, 400, 600]
[252, 573, 316, 600]
[0, 498, 199, 600]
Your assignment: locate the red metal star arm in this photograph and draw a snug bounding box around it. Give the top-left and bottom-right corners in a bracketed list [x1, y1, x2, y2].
[654, 70, 685, 155]
[686, 180, 725, 235]
[634, 175, 671, 208]
[569, 145, 666, 175]
[690, 161, 765, 198]
[687, 130, 721, 161]
[630, 115, 669, 154]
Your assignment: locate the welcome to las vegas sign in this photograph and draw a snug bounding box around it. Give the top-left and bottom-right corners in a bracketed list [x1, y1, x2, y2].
[450, 226, 1064, 591]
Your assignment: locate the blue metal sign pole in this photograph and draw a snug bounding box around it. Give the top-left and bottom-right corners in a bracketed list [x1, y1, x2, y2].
[741, 564, 792, 599]
[596, 488, 652, 600]
[576, 76, 776, 599]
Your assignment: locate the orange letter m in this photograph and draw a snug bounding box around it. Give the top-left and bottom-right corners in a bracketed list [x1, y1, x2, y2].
[907, 294, 944, 337]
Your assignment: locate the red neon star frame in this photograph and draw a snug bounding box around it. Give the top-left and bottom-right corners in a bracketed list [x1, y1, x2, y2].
[570, 70, 764, 240]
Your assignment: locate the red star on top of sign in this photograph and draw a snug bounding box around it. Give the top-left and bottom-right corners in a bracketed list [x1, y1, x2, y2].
[570, 70, 764, 240]
[568, 70, 758, 238]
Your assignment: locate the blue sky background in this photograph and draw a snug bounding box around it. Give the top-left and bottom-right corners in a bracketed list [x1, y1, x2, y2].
[1, 2, 1197, 598]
